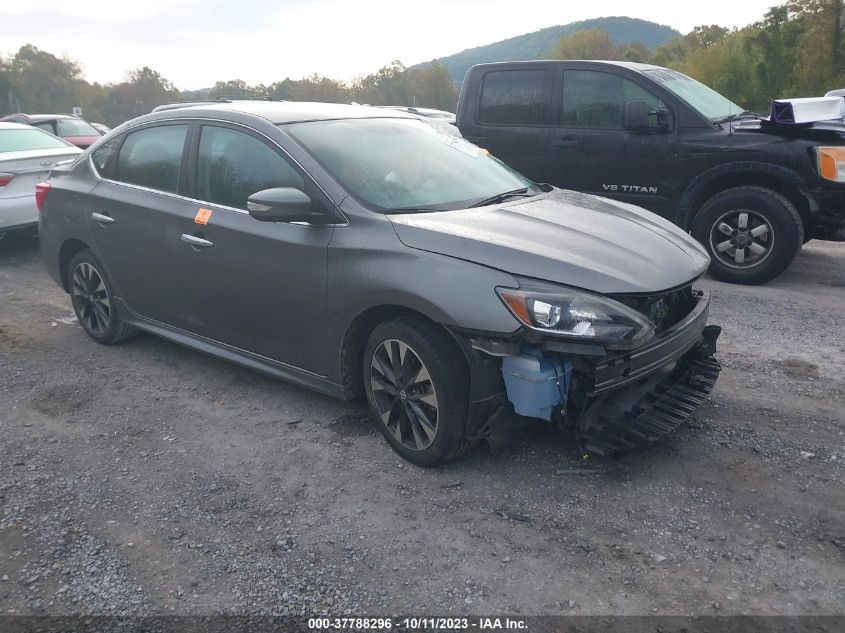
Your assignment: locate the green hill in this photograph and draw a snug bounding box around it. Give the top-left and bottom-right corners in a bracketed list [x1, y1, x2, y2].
[412, 17, 681, 84]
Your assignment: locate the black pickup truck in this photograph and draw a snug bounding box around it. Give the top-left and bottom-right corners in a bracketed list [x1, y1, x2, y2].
[456, 60, 845, 284]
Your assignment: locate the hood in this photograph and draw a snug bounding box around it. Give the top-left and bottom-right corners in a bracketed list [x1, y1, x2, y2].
[387, 190, 710, 294]
[733, 117, 845, 140]
[63, 135, 100, 149]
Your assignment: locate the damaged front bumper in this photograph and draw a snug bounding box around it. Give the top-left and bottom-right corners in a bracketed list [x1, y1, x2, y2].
[578, 324, 721, 454]
[460, 290, 722, 455]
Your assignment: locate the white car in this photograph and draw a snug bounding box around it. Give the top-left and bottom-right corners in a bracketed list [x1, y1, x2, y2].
[0, 122, 82, 239]
[376, 106, 460, 136]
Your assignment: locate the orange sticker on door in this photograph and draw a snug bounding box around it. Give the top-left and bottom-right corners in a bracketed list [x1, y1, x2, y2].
[194, 208, 212, 225]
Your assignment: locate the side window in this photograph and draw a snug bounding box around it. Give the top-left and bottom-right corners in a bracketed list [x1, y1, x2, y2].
[112, 125, 188, 193]
[91, 136, 122, 177]
[478, 69, 549, 126]
[33, 122, 55, 134]
[195, 125, 307, 210]
[562, 70, 661, 129]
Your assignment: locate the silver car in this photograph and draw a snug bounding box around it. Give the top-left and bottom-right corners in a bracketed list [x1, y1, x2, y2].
[1, 122, 82, 239]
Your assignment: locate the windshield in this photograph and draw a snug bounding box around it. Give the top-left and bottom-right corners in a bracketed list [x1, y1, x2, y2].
[0, 128, 74, 152]
[644, 68, 743, 121]
[287, 117, 537, 212]
[57, 118, 100, 136]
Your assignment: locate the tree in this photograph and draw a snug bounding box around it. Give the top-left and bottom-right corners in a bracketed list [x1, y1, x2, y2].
[0, 55, 14, 114]
[208, 79, 267, 98]
[619, 42, 650, 63]
[5, 45, 81, 113]
[352, 61, 409, 105]
[289, 75, 349, 103]
[103, 66, 181, 124]
[686, 25, 730, 49]
[403, 62, 459, 111]
[552, 29, 617, 60]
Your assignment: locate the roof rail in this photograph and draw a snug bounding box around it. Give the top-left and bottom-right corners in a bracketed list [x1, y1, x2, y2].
[176, 96, 273, 103]
[151, 97, 286, 113]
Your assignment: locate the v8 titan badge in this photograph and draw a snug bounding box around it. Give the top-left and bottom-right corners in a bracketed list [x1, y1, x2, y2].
[194, 208, 212, 225]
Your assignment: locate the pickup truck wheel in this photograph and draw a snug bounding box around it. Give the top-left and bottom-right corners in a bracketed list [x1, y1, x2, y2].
[693, 186, 803, 285]
[67, 250, 138, 345]
[363, 316, 470, 466]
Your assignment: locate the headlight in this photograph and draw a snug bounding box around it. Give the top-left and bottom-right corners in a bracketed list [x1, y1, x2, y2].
[816, 146, 845, 182]
[496, 283, 655, 348]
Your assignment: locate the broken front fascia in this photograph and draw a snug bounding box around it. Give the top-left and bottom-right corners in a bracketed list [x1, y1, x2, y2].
[458, 290, 721, 454]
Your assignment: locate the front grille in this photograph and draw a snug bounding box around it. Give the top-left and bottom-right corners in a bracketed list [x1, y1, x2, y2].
[613, 286, 697, 333]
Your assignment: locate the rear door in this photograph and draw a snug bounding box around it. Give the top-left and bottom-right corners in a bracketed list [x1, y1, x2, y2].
[175, 122, 335, 374]
[86, 122, 194, 324]
[548, 68, 677, 215]
[463, 66, 552, 182]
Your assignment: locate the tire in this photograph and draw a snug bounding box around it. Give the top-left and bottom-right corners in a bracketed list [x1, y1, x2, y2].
[692, 186, 804, 285]
[67, 249, 138, 345]
[363, 316, 470, 466]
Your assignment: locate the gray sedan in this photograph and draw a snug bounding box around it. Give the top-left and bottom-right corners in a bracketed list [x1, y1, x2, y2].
[38, 101, 720, 465]
[0, 122, 81, 239]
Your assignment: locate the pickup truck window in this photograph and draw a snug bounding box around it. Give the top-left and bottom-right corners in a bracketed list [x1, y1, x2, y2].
[562, 70, 660, 129]
[644, 68, 741, 121]
[479, 69, 549, 126]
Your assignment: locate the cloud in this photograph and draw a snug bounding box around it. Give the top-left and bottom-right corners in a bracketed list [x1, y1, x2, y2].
[1, 0, 781, 90]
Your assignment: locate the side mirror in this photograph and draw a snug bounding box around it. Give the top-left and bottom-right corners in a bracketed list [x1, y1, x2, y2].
[623, 100, 652, 130]
[623, 100, 673, 132]
[247, 187, 312, 223]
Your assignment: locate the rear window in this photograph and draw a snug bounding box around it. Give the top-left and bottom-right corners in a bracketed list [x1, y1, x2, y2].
[57, 119, 100, 137]
[0, 128, 74, 153]
[478, 69, 549, 126]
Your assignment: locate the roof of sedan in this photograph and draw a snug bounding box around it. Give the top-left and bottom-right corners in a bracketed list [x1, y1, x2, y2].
[155, 100, 417, 124]
[0, 113, 79, 122]
[0, 121, 34, 130]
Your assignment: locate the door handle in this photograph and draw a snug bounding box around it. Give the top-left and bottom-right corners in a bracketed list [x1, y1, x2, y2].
[552, 138, 579, 150]
[180, 233, 213, 249]
[91, 212, 115, 224]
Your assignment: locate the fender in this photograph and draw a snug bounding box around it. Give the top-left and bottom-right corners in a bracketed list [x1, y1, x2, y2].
[675, 161, 816, 229]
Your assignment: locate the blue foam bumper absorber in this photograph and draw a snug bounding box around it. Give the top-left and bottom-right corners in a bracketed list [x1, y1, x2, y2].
[501, 351, 571, 421]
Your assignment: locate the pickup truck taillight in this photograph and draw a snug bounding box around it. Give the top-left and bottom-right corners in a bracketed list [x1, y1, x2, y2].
[35, 181, 51, 211]
[0, 172, 13, 187]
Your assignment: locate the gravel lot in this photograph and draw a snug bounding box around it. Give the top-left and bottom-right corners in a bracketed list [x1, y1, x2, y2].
[1, 232, 843, 618]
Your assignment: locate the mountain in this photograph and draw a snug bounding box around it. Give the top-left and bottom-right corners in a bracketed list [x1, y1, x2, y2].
[411, 17, 682, 85]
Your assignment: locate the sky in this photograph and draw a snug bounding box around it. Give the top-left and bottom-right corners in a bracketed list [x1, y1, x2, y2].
[0, 0, 781, 90]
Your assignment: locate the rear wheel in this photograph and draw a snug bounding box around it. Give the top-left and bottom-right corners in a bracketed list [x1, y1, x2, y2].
[693, 186, 803, 285]
[363, 316, 470, 466]
[67, 249, 138, 344]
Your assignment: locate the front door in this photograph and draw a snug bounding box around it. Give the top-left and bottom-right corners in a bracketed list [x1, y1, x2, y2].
[548, 69, 677, 216]
[176, 123, 335, 375]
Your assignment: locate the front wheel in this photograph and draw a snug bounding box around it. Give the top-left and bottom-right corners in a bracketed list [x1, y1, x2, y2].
[692, 186, 804, 285]
[363, 316, 470, 466]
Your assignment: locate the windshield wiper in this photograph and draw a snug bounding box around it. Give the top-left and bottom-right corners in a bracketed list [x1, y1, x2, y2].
[468, 187, 533, 208]
[714, 110, 764, 124]
[384, 206, 453, 214]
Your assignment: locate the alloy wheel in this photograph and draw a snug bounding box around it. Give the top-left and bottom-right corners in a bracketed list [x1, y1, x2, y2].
[71, 262, 111, 334]
[709, 209, 775, 268]
[370, 339, 439, 451]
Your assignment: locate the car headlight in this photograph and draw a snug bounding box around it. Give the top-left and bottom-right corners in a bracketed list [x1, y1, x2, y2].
[816, 146, 845, 182]
[496, 282, 655, 348]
